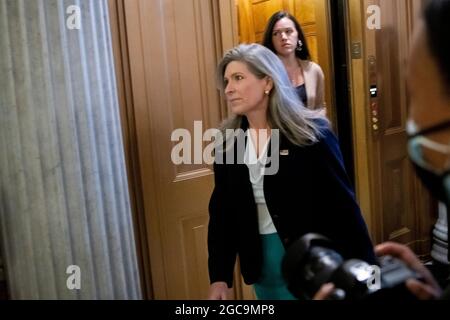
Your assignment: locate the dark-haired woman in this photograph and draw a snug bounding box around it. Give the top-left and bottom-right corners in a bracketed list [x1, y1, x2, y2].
[262, 11, 325, 113]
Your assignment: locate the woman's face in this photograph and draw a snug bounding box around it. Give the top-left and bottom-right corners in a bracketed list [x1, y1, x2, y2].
[407, 19, 450, 170]
[407, 20, 450, 136]
[223, 61, 272, 116]
[272, 17, 299, 58]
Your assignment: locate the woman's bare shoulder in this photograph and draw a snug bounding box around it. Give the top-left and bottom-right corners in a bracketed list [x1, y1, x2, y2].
[300, 60, 324, 78]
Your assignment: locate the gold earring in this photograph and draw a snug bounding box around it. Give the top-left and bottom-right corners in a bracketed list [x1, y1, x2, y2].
[265, 90, 270, 95]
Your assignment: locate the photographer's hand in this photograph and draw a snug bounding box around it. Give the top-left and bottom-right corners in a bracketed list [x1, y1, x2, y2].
[208, 281, 229, 300]
[375, 242, 442, 300]
[313, 283, 335, 300]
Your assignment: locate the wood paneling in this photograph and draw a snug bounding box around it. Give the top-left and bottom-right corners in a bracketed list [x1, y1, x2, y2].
[237, 0, 289, 43]
[110, 0, 236, 299]
[293, 0, 318, 61]
[349, 0, 434, 255]
[109, 0, 436, 299]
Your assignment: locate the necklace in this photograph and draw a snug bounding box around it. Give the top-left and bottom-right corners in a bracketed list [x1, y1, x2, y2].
[289, 66, 302, 86]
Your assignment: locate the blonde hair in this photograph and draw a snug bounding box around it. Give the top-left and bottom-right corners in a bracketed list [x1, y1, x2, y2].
[217, 44, 328, 146]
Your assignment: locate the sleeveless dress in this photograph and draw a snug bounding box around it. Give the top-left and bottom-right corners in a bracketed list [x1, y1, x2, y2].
[295, 83, 307, 107]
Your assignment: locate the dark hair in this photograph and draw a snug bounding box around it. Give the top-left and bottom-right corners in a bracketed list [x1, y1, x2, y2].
[424, 0, 450, 93]
[262, 11, 311, 60]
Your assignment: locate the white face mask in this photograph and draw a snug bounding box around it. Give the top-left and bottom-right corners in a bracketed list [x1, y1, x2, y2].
[407, 119, 450, 174]
[407, 118, 450, 262]
[407, 118, 450, 203]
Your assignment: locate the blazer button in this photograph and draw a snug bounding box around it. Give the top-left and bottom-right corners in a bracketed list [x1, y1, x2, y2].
[273, 214, 279, 220]
[283, 238, 289, 244]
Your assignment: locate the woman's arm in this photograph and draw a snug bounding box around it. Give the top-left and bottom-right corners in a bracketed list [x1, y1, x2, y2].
[315, 64, 326, 110]
[311, 126, 377, 264]
[207, 162, 237, 289]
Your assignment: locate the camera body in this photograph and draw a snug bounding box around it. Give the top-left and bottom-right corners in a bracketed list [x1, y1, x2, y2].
[282, 234, 422, 300]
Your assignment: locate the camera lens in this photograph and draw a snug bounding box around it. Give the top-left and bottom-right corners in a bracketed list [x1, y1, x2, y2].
[282, 234, 344, 299]
[282, 233, 422, 300]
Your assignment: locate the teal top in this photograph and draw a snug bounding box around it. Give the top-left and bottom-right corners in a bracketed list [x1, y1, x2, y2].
[253, 233, 297, 300]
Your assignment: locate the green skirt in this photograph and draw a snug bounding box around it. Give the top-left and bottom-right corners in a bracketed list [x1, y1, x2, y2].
[253, 233, 297, 300]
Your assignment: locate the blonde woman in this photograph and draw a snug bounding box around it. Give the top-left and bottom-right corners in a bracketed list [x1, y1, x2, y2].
[207, 44, 375, 300]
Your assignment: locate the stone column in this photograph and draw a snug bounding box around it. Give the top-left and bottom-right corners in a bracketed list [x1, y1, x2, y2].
[0, 0, 141, 299]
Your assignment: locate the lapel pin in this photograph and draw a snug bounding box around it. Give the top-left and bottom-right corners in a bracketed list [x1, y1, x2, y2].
[280, 150, 289, 156]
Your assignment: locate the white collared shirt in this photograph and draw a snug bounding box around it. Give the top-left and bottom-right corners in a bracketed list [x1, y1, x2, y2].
[245, 132, 277, 235]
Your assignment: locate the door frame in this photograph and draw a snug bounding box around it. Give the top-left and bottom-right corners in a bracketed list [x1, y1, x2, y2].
[345, 0, 431, 246]
[108, 0, 153, 299]
[107, 0, 376, 299]
[109, 0, 433, 298]
[108, 0, 239, 299]
[345, 0, 375, 236]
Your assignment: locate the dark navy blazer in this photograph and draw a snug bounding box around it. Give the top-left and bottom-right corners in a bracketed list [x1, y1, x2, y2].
[208, 120, 376, 288]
